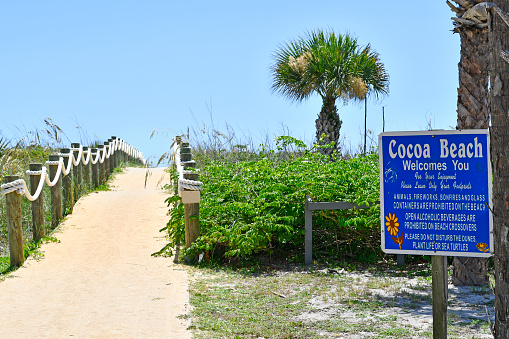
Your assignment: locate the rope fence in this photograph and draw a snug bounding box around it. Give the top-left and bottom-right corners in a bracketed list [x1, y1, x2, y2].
[1, 136, 145, 267]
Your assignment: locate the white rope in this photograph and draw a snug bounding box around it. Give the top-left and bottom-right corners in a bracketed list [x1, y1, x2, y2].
[71, 147, 83, 166]
[44, 158, 64, 187]
[90, 149, 101, 165]
[1, 179, 26, 196]
[81, 148, 91, 166]
[62, 153, 73, 176]
[24, 167, 47, 200]
[178, 179, 203, 191]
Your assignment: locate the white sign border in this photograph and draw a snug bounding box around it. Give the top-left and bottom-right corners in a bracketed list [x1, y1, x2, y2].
[379, 129, 493, 257]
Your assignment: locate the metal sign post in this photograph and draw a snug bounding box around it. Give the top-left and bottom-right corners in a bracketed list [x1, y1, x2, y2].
[379, 130, 493, 339]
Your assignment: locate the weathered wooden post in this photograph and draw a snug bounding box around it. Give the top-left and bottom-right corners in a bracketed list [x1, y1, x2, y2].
[108, 139, 115, 172]
[180, 143, 200, 250]
[71, 143, 82, 200]
[60, 148, 74, 214]
[4, 175, 24, 267]
[110, 137, 118, 169]
[432, 256, 448, 338]
[104, 141, 111, 178]
[304, 195, 312, 265]
[98, 145, 106, 185]
[91, 148, 99, 188]
[29, 163, 45, 241]
[48, 155, 63, 227]
[82, 146, 91, 192]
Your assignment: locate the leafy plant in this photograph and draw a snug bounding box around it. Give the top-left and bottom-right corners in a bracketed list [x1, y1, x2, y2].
[163, 136, 382, 263]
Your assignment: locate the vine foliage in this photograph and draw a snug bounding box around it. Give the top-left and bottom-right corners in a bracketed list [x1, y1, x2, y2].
[160, 137, 381, 263]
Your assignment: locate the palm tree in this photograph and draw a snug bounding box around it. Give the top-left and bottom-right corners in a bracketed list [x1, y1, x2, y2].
[271, 30, 389, 156]
[448, 0, 491, 286]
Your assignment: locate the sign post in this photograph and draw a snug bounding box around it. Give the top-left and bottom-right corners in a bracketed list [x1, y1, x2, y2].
[379, 130, 493, 339]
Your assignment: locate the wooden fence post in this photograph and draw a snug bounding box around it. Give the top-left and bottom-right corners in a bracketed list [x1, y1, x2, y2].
[4, 175, 24, 267]
[71, 143, 82, 201]
[82, 146, 91, 191]
[180, 143, 200, 249]
[110, 137, 118, 169]
[91, 148, 99, 188]
[60, 148, 74, 214]
[48, 155, 63, 227]
[103, 141, 110, 177]
[432, 255, 448, 338]
[108, 139, 115, 173]
[29, 163, 45, 241]
[98, 145, 106, 185]
[305, 195, 313, 265]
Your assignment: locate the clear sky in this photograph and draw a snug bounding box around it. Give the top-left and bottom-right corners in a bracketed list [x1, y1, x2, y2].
[0, 1, 459, 164]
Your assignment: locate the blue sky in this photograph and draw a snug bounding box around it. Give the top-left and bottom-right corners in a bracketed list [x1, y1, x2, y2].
[0, 1, 459, 164]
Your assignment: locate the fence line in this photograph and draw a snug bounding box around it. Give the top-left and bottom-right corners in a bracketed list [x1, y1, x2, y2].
[1, 136, 145, 267]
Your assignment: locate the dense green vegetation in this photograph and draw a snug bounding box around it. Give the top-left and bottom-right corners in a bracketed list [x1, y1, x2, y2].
[164, 136, 381, 263]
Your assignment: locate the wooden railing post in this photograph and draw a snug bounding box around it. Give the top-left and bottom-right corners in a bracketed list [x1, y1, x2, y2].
[99, 145, 106, 185]
[82, 146, 91, 192]
[60, 148, 74, 214]
[110, 137, 118, 169]
[29, 163, 45, 241]
[180, 143, 200, 249]
[4, 175, 24, 267]
[91, 148, 99, 188]
[305, 195, 312, 265]
[108, 139, 115, 173]
[48, 154, 63, 227]
[71, 143, 82, 200]
[103, 141, 110, 178]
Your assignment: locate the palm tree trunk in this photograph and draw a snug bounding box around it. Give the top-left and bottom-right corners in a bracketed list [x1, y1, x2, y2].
[456, 27, 490, 129]
[315, 97, 341, 156]
[490, 2, 509, 336]
[452, 25, 490, 286]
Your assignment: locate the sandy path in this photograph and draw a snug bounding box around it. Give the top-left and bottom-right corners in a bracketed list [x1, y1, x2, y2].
[0, 167, 190, 338]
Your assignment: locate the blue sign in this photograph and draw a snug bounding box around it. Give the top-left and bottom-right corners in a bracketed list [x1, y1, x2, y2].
[379, 130, 493, 257]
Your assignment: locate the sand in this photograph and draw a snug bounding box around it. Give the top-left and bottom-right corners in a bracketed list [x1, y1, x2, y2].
[0, 167, 190, 338]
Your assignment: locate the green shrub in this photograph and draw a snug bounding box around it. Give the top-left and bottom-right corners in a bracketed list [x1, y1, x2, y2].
[164, 137, 381, 263]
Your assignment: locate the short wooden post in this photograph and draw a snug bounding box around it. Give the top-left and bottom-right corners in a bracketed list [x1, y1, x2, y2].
[305, 195, 312, 265]
[29, 163, 45, 241]
[110, 137, 118, 169]
[108, 139, 115, 173]
[98, 145, 106, 185]
[48, 155, 63, 227]
[82, 146, 91, 191]
[61, 148, 74, 214]
[71, 143, 82, 200]
[181, 145, 200, 249]
[91, 148, 99, 188]
[397, 254, 405, 267]
[103, 141, 110, 178]
[4, 175, 24, 267]
[432, 255, 448, 339]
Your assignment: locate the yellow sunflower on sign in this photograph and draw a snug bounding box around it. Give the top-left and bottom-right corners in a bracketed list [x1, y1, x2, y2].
[476, 242, 489, 253]
[385, 212, 404, 249]
[385, 213, 399, 236]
